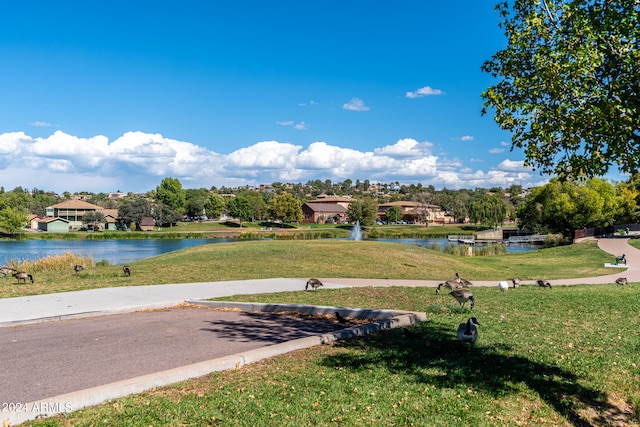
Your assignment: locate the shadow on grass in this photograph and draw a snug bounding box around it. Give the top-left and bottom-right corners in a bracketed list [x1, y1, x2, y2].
[320, 320, 630, 427]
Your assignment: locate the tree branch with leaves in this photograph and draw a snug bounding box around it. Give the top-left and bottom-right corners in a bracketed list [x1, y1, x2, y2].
[482, 0, 640, 178]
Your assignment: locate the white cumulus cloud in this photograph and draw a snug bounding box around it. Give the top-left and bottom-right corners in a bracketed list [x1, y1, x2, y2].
[405, 86, 444, 98]
[342, 98, 370, 111]
[0, 130, 546, 193]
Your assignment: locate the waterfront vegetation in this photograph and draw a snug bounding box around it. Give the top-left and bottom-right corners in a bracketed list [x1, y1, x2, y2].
[9, 222, 490, 241]
[10, 238, 638, 426]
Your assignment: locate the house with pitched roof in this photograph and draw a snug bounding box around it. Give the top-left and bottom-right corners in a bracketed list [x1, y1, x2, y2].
[302, 196, 354, 224]
[378, 201, 452, 224]
[44, 200, 119, 230]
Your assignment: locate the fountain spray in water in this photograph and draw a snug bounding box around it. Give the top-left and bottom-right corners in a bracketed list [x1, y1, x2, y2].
[349, 221, 362, 240]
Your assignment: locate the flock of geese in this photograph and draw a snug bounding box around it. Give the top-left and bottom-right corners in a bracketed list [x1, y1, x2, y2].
[438, 272, 632, 349]
[307, 272, 631, 349]
[0, 264, 134, 284]
[0, 267, 34, 283]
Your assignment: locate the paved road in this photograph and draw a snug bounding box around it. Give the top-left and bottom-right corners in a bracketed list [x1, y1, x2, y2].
[0, 305, 347, 405]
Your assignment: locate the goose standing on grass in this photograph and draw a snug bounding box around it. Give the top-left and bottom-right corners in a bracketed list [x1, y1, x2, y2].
[615, 277, 628, 286]
[0, 267, 15, 278]
[457, 317, 480, 348]
[511, 277, 521, 288]
[449, 289, 475, 310]
[13, 271, 34, 284]
[536, 279, 552, 289]
[73, 265, 84, 274]
[498, 281, 509, 292]
[123, 265, 131, 276]
[305, 278, 323, 290]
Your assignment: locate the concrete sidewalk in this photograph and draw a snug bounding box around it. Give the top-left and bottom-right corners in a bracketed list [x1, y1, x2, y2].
[0, 278, 352, 327]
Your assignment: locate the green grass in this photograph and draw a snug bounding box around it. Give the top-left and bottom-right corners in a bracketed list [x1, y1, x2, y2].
[10, 239, 639, 426]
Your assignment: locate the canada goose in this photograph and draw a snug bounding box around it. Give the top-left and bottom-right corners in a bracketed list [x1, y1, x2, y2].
[335, 311, 348, 324]
[305, 278, 323, 290]
[452, 272, 473, 287]
[449, 289, 475, 310]
[435, 281, 463, 294]
[123, 265, 131, 276]
[615, 277, 628, 286]
[536, 279, 552, 289]
[0, 267, 15, 277]
[457, 317, 480, 348]
[511, 277, 521, 288]
[13, 271, 34, 284]
[498, 281, 509, 292]
[73, 265, 84, 273]
[614, 254, 626, 265]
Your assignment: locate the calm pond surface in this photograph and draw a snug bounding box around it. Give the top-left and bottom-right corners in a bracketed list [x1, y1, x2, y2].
[0, 237, 536, 266]
[0, 239, 234, 266]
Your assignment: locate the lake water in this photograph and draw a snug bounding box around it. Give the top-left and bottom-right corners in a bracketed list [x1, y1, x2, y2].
[0, 239, 234, 266]
[0, 237, 537, 266]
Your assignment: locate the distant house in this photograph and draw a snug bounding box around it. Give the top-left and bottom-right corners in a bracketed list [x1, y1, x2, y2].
[101, 209, 119, 231]
[45, 200, 119, 230]
[37, 217, 70, 233]
[28, 214, 43, 230]
[138, 217, 156, 231]
[378, 201, 451, 224]
[301, 203, 348, 224]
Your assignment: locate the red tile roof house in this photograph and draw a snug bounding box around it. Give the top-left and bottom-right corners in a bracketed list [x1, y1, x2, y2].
[301, 202, 348, 224]
[44, 200, 119, 231]
[28, 214, 44, 230]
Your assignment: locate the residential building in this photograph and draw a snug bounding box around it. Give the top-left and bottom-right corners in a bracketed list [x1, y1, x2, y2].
[44, 200, 118, 230]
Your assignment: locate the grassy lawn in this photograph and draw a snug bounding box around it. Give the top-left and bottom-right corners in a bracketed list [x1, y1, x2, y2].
[9, 239, 639, 426]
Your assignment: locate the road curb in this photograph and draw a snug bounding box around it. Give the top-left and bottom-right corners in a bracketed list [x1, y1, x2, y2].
[3, 301, 426, 425]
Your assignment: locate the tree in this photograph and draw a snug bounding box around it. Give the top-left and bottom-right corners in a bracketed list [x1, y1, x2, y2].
[0, 207, 26, 233]
[227, 197, 254, 227]
[184, 188, 210, 218]
[204, 193, 225, 219]
[482, 0, 640, 178]
[117, 198, 152, 230]
[82, 211, 105, 231]
[469, 193, 508, 229]
[346, 198, 378, 226]
[155, 178, 186, 214]
[268, 193, 302, 223]
[385, 205, 402, 223]
[517, 177, 621, 237]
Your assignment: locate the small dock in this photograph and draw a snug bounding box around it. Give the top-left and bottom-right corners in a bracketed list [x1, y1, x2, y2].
[507, 235, 547, 243]
[448, 235, 475, 244]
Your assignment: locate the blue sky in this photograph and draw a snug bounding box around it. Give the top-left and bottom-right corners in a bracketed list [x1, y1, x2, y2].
[0, 1, 567, 193]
